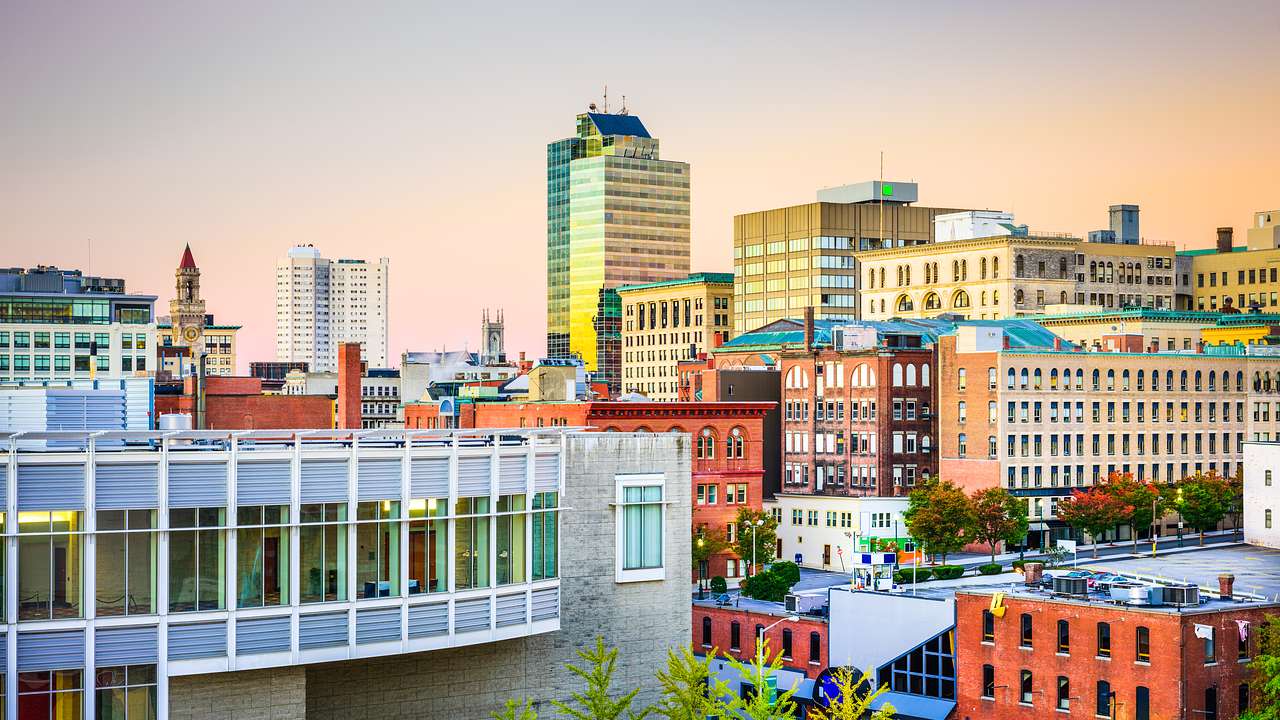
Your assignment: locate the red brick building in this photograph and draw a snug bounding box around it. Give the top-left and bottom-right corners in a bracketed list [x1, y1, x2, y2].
[955, 581, 1275, 720]
[694, 604, 828, 678]
[155, 375, 335, 429]
[406, 399, 773, 579]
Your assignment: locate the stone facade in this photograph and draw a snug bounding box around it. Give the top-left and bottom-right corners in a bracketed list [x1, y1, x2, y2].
[170, 667, 307, 720]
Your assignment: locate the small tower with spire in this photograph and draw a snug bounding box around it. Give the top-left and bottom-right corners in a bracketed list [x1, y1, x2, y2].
[480, 308, 505, 365]
[171, 244, 207, 352]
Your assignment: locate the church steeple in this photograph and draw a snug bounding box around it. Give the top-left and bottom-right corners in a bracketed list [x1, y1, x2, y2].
[171, 244, 206, 349]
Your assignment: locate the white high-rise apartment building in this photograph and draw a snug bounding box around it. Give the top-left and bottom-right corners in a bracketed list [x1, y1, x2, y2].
[276, 246, 389, 370]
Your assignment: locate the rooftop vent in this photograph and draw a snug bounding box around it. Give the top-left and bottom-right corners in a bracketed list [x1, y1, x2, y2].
[1052, 576, 1089, 598]
[1161, 584, 1200, 607]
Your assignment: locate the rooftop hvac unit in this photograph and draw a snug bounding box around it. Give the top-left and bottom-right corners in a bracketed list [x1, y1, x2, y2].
[1161, 584, 1200, 607]
[1052, 576, 1089, 598]
[784, 594, 800, 614]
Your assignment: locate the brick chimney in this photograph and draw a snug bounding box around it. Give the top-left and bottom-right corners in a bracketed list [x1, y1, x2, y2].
[803, 306, 815, 352]
[1217, 227, 1234, 254]
[337, 342, 362, 429]
[1023, 562, 1044, 585]
[1219, 573, 1234, 600]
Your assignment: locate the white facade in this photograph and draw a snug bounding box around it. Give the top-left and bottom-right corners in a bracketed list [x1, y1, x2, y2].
[275, 247, 388, 372]
[0, 322, 157, 382]
[766, 494, 909, 571]
[933, 210, 1020, 242]
[1244, 441, 1280, 549]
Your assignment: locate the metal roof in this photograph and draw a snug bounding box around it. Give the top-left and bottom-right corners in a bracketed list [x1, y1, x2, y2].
[585, 112, 650, 138]
[718, 317, 1073, 353]
[616, 272, 734, 293]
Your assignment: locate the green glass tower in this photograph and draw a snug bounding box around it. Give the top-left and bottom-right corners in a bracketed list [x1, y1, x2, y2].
[546, 110, 690, 394]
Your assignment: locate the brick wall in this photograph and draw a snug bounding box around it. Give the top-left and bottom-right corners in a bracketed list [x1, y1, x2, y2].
[936, 335, 1001, 494]
[155, 389, 333, 429]
[337, 342, 362, 429]
[170, 666, 306, 720]
[693, 605, 827, 678]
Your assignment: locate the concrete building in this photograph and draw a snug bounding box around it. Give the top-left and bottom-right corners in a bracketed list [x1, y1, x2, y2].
[275, 246, 389, 371]
[157, 321, 240, 378]
[1186, 223, 1280, 313]
[766, 494, 910, 571]
[546, 109, 691, 395]
[936, 325, 1280, 547]
[956, 578, 1276, 720]
[1034, 307, 1221, 353]
[283, 367, 401, 429]
[399, 350, 520, 407]
[618, 272, 734, 401]
[0, 428, 689, 720]
[0, 265, 157, 381]
[733, 182, 966, 332]
[1243, 441, 1280, 549]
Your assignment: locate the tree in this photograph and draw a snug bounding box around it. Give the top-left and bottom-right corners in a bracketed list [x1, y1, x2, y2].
[493, 698, 539, 720]
[1056, 487, 1132, 558]
[1175, 470, 1237, 545]
[1242, 615, 1280, 720]
[731, 507, 778, 575]
[969, 487, 1029, 563]
[902, 479, 973, 565]
[809, 667, 896, 720]
[692, 526, 729, 594]
[739, 564, 798, 602]
[653, 646, 732, 720]
[724, 638, 796, 720]
[552, 637, 652, 720]
[1099, 472, 1168, 552]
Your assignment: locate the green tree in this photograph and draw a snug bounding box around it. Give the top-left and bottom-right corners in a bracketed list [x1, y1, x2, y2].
[493, 698, 539, 720]
[1100, 472, 1169, 552]
[731, 507, 778, 575]
[969, 487, 1029, 563]
[653, 646, 732, 720]
[1056, 487, 1132, 558]
[552, 637, 652, 720]
[724, 638, 796, 720]
[809, 667, 895, 720]
[692, 526, 729, 594]
[739, 564, 798, 602]
[902, 479, 973, 565]
[1175, 470, 1237, 545]
[1242, 615, 1280, 720]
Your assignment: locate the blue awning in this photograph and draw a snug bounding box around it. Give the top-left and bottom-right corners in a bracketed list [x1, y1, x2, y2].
[870, 692, 956, 720]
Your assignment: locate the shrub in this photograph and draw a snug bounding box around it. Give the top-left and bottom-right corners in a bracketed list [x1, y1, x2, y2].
[1011, 559, 1027, 571]
[740, 564, 797, 602]
[978, 563, 1003, 576]
[709, 576, 728, 594]
[931, 565, 965, 580]
[893, 568, 932, 584]
[770, 561, 801, 587]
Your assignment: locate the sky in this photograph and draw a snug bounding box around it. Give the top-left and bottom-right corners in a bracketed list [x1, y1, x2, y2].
[2, 1, 1278, 371]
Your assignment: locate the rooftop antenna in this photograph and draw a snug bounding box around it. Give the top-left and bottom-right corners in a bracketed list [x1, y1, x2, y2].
[603, 83, 608, 114]
[620, 94, 628, 115]
[879, 151, 885, 251]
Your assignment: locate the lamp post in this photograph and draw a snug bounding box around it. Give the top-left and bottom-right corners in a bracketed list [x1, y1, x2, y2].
[750, 519, 765, 576]
[1176, 487, 1185, 548]
[696, 536, 707, 599]
[757, 616, 798, 666]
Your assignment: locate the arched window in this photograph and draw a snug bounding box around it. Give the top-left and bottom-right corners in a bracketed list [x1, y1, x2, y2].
[922, 435, 932, 453]
[1237, 371, 1245, 391]
[897, 266, 904, 286]
[697, 428, 717, 459]
[1060, 291, 1068, 304]
[953, 290, 971, 308]
[905, 266, 911, 285]
[993, 290, 999, 305]
[1089, 261, 1098, 282]
[1050, 369, 1059, 388]
[1165, 369, 1174, 392]
[727, 427, 745, 459]
[1106, 369, 1115, 391]
[867, 268, 876, 289]
[922, 364, 931, 387]
[879, 268, 886, 288]
[896, 295, 914, 313]
[992, 257, 1000, 278]
[1014, 289, 1024, 304]
[1180, 370, 1188, 391]
[1033, 368, 1042, 390]
[1194, 371, 1202, 391]
[961, 259, 968, 280]
[1006, 368, 1016, 389]
[953, 260, 961, 281]
[924, 292, 942, 310]
[1075, 368, 1084, 390]
[1092, 369, 1101, 391]
[892, 363, 904, 387]
[1121, 370, 1130, 391]
[980, 291, 987, 306]
[980, 257, 988, 279]
[1207, 371, 1215, 391]
[1019, 368, 1029, 389]
[906, 364, 917, 386]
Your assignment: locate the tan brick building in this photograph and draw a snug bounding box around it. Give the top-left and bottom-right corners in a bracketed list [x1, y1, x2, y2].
[619, 272, 734, 400]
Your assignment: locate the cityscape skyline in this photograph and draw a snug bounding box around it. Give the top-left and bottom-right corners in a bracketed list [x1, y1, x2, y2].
[3, 1, 1279, 372]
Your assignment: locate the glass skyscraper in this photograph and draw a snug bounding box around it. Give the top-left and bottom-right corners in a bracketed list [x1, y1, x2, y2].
[546, 111, 690, 394]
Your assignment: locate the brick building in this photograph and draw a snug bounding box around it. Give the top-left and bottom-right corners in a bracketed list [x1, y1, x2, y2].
[955, 580, 1277, 720]
[406, 399, 772, 578]
[155, 375, 335, 429]
[693, 604, 827, 678]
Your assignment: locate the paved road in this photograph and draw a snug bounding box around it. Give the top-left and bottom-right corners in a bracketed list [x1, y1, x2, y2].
[950, 530, 1242, 568]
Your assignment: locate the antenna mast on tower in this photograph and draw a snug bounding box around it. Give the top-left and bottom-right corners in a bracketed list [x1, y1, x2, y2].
[603, 84, 608, 114]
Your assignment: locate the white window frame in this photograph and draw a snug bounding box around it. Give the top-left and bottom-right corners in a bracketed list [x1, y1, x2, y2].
[614, 473, 667, 583]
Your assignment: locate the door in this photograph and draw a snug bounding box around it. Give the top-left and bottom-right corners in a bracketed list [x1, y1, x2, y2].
[822, 544, 832, 566]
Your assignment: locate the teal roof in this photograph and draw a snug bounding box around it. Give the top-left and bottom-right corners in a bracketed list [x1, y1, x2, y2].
[1177, 246, 1244, 256]
[717, 317, 1075, 353]
[1214, 312, 1280, 327]
[1035, 308, 1222, 323]
[617, 272, 734, 293]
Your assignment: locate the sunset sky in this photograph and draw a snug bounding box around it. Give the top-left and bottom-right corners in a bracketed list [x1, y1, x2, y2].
[2, 1, 1278, 371]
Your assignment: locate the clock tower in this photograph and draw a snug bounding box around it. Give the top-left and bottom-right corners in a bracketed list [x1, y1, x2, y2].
[171, 244, 207, 353]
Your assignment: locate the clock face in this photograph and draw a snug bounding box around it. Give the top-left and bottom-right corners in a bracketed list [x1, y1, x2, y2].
[182, 326, 200, 343]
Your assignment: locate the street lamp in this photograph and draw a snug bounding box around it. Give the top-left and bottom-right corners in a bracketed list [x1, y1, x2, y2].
[749, 519, 766, 577]
[757, 615, 798, 666]
[696, 536, 708, 600]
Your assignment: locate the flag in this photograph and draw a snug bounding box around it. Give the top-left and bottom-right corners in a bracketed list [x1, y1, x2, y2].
[1236, 620, 1250, 642]
[1194, 623, 1214, 640]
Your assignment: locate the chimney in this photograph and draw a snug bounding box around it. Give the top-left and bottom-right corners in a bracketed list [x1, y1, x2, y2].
[1002, 334, 1011, 350]
[803, 307, 815, 352]
[337, 342, 363, 429]
[1053, 337, 1063, 351]
[1217, 227, 1234, 254]
[1219, 573, 1234, 600]
[1023, 562, 1044, 585]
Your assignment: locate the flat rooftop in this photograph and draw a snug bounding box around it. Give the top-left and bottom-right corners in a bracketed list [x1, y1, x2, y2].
[1079, 544, 1280, 600]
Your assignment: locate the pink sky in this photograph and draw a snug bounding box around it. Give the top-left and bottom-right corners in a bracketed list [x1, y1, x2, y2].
[2, 1, 1278, 371]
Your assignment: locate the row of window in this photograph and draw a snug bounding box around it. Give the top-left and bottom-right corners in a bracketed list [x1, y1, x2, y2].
[0, 354, 143, 373]
[991, 399, 1249, 425]
[1003, 460, 1235, 490]
[999, 430, 1245, 459]
[699, 616, 821, 665]
[0, 331, 147, 350]
[1001, 366, 1252, 393]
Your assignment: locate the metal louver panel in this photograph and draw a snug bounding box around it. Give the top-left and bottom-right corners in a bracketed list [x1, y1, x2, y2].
[534, 455, 559, 492]
[300, 460, 348, 504]
[456, 457, 491, 497]
[410, 458, 448, 498]
[236, 616, 291, 655]
[18, 631, 85, 671]
[235, 461, 291, 506]
[299, 612, 349, 650]
[498, 456, 527, 495]
[167, 622, 227, 660]
[0, 462, 7, 507]
[357, 458, 401, 501]
[356, 607, 401, 645]
[95, 463, 159, 509]
[495, 593, 527, 627]
[454, 597, 491, 633]
[95, 626, 158, 665]
[532, 587, 559, 621]
[168, 462, 227, 508]
[407, 603, 448, 638]
[17, 463, 85, 510]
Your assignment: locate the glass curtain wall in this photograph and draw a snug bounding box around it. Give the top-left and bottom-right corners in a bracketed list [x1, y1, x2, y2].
[168, 508, 225, 612]
[496, 495, 526, 586]
[454, 497, 490, 590]
[95, 511, 156, 616]
[356, 501, 400, 598]
[299, 503, 347, 603]
[408, 499, 446, 594]
[17, 670, 82, 720]
[531, 492, 558, 580]
[94, 665, 156, 720]
[18, 511, 83, 620]
[235, 506, 289, 608]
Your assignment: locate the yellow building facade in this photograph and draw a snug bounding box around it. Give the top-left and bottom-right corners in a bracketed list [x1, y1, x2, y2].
[1035, 308, 1220, 352]
[158, 323, 239, 375]
[1186, 215, 1280, 313]
[619, 272, 734, 401]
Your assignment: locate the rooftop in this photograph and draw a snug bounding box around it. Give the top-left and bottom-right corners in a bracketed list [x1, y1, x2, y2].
[616, 272, 734, 293]
[718, 317, 1075, 353]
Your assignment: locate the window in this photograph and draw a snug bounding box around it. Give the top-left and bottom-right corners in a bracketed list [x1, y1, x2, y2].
[1136, 686, 1150, 720]
[1136, 626, 1150, 662]
[982, 610, 995, 642]
[1203, 687, 1217, 720]
[532, 492, 559, 581]
[453, 497, 487, 591]
[1203, 625, 1216, 664]
[1020, 669, 1033, 705]
[809, 631, 821, 664]
[782, 628, 793, 659]
[95, 510, 156, 616]
[357, 500, 401, 597]
[1096, 680, 1112, 718]
[1240, 683, 1249, 715]
[1020, 613, 1033, 647]
[236, 505, 290, 608]
[18, 670, 83, 720]
[300, 503, 348, 602]
[1096, 622, 1111, 658]
[1057, 619, 1070, 654]
[1057, 676, 1070, 711]
[94, 664, 157, 719]
[982, 665, 995, 699]
[730, 621, 741, 651]
[169, 507, 225, 612]
[496, 494, 526, 586]
[617, 475, 665, 581]
[18, 510, 84, 620]
[702, 616, 713, 647]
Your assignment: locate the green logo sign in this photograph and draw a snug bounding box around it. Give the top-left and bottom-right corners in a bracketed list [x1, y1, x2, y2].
[882, 184, 894, 197]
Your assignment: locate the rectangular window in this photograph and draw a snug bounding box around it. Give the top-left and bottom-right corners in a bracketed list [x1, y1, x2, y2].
[1136, 626, 1150, 662]
[1097, 622, 1111, 658]
[982, 610, 994, 642]
[496, 494, 526, 586]
[617, 476, 665, 581]
[299, 503, 348, 603]
[982, 665, 994, 699]
[169, 507, 226, 612]
[94, 664, 157, 720]
[235, 505, 290, 608]
[18, 670, 83, 720]
[95, 510, 156, 617]
[18, 510, 84, 620]
[357, 501, 401, 597]
[1020, 669, 1033, 705]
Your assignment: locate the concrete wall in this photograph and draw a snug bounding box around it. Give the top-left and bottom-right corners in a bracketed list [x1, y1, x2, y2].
[302, 432, 692, 719]
[170, 667, 307, 720]
[1244, 441, 1280, 548]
